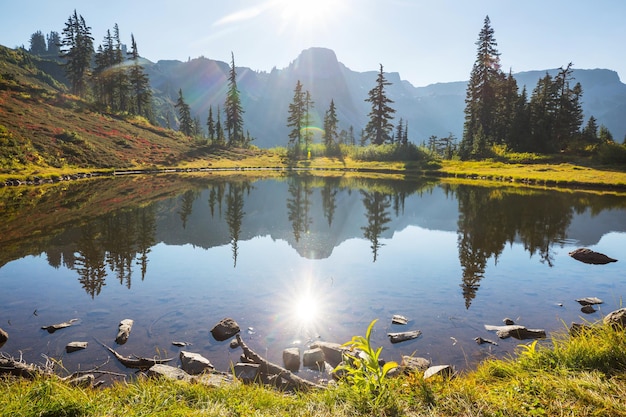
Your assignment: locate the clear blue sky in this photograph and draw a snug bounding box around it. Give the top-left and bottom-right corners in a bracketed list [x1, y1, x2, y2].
[1, 0, 625, 87]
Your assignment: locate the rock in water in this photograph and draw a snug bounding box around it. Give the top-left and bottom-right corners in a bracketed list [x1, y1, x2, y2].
[211, 318, 240, 341]
[391, 315, 408, 325]
[0, 328, 7, 348]
[387, 329, 422, 344]
[66, 341, 88, 353]
[115, 319, 134, 345]
[180, 351, 214, 375]
[575, 297, 603, 306]
[569, 248, 617, 265]
[282, 347, 300, 372]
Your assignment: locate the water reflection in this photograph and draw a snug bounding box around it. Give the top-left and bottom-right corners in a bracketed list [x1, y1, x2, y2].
[1, 175, 626, 309]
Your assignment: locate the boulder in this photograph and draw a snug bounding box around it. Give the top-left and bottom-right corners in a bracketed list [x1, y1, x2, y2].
[0, 328, 7, 348]
[195, 373, 236, 387]
[147, 364, 192, 381]
[310, 341, 346, 368]
[391, 315, 408, 325]
[282, 347, 300, 372]
[65, 341, 88, 353]
[180, 351, 214, 375]
[211, 318, 240, 341]
[387, 329, 422, 344]
[233, 363, 260, 383]
[569, 248, 617, 265]
[115, 319, 134, 345]
[581, 305, 596, 314]
[604, 308, 626, 328]
[576, 297, 603, 306]
[302, 347, 325, 368]
[424, 364, 454, 380]
[400, 355, 431, 374]
[484, 324, 546, 340]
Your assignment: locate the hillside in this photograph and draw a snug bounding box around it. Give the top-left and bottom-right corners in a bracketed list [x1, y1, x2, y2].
[0, 45, 259, 177]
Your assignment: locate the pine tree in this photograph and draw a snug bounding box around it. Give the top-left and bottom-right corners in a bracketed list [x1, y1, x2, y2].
[581, 116, 599, 144]
[303, 90, 315, 150]
[46, 31, 61, 56]
[59, 10, 94, 97]
[224, 52, 244, 147]
[29, 31, 47, 55]
[175, 89, 193, 136]
[215, 105, 225, 145]
[127, 34, 153, 120]
[552, 63, 583, 150]
[395, 118, 404, 145]
[460, 16, 503, 159]
[112, 24, 129, 112]
[287, 80, 305, 150]
[323, 99, 339, 151]
[364, 64, 395, 145]
[207, 105, 216, 143]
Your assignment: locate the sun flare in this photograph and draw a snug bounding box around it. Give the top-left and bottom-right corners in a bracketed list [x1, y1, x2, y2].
[294, 294, 319, 324]
[272, 0, 347, 28]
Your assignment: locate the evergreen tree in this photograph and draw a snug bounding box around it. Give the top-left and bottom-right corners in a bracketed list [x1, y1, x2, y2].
[175, 89, 193, 136]
[287, 80, 305, 149]
[127, 33, 153, 120]
[364, 64, 395, 145]
[46, 31, 61, 56]
[225, 52, 244, 147]
[323, 99, 339, 151]
[112, 24, 129, 112]
[528, 73, 556, 152]
[29, 31, 47, 55]
[302, 90, 315, 150]
[207, 105, 215, 143]
[59, 10, 94, 97]
[395, 118, 404, 145]
[581, 116, 599, 144]
[460, 16, 503, 159]
[598, 125, 614, 143]
[402, 122, 409, 146]
[349, 125, 356, 146]
[215, 105, 225, 144]
[552, 63, 583, 150]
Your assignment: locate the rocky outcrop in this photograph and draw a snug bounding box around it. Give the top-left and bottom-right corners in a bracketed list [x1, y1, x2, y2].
[211, 318, 240, 341]
[569, 248, 617, 264]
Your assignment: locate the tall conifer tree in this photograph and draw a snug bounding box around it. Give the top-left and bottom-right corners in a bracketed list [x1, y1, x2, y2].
[460, 16, 503, 159]
[225, 52, 244, 147]
[364, 64, 395, 145]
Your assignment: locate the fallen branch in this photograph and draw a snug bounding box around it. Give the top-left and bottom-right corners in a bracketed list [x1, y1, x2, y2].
[95, 338, 174, 369]
[235, 334, 323, 391]
[0, 353, 51, 379]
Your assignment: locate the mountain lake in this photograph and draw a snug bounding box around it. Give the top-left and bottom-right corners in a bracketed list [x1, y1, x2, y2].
[0, 173, 624, 382]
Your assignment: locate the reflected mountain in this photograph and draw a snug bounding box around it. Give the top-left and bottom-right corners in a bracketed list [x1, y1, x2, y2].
[1, 175, 625, 301]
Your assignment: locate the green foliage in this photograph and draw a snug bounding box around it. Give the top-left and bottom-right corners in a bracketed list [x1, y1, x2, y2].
[347, 143, 427, 162]
[335, 319, 398, 409]
[594, 142, 626, 165]
[55, 129, 85, 144]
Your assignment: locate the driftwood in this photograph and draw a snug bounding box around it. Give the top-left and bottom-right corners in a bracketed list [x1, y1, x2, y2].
[235, 334, 323, 391]
[0, 354, 51, 379]
[96, 338, 174, 370]
[41, 318, 78, 334]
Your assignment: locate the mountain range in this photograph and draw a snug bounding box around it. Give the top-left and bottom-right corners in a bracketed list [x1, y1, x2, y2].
[143, 47, 626, 147]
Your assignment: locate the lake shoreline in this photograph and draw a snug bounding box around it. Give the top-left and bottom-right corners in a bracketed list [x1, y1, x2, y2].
[2, 159, 626, 194]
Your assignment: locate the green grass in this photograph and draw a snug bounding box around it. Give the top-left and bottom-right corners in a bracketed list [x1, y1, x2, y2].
[3, 322, 626, 416]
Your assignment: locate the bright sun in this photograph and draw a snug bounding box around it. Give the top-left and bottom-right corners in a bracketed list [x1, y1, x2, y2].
[294, 294, 319, 324]
[273, 0, 345, 27]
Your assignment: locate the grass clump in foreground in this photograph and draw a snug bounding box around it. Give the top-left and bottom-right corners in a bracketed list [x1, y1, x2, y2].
[3, 322, 626, 416]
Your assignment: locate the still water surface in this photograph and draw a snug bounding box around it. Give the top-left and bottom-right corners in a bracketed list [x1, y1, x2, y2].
[1, 174, 625, 379]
